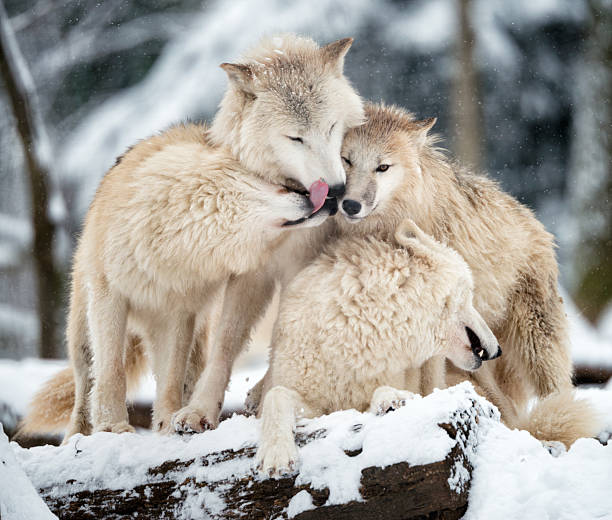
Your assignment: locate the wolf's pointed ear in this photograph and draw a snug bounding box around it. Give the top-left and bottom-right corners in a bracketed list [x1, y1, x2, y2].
[394, 219, 417, 251]
[414, 117, 436, 148]
[220, 63, 256, 97]
[321, 37, 354, 75]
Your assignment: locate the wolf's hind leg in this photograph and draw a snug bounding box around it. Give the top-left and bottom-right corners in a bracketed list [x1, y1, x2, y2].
[502, 273, 572, 400]
[245, 370, 269, 416]
[256, 386, 311, 478]
[173, 273, 275, 432]
[64, 276, 93, 442]
[88, 282, 132, 434]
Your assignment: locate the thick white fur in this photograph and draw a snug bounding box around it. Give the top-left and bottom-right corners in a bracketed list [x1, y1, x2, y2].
[20, 34, 364, 442]
[170, 34, 363, 433]
[256, 220, 499, 476]
[252, 102, 600, 464]
[334, 103, 600, 447]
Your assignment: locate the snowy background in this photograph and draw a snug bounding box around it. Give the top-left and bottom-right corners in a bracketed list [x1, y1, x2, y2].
[0, 0, 611, 361]
[1, 1, 612, 517]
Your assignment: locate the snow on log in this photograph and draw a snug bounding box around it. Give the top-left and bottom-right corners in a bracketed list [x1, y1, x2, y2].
[13, 383, 498, 519]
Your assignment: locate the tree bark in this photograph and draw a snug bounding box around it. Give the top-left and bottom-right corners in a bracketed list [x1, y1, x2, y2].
[0, 0, 63, 358]
[568, 0, 612, 323]
[451, 0, 483, 171]
[33, 399, 493, 519]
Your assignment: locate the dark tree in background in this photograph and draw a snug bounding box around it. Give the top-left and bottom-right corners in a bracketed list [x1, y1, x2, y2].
[0, 0, 609, 359]
[568, 0, 612, 323]
[0, 0, 63, 358]
[451, 0, 483, 172]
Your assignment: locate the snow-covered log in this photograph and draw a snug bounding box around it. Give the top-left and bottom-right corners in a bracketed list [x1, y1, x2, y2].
[13, 384, 498, 519]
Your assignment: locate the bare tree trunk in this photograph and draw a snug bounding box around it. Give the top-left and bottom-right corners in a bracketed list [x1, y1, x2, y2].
[0, 0, 63, 358]
[568, 0, 612, 323]
[451, 0, 483, 171]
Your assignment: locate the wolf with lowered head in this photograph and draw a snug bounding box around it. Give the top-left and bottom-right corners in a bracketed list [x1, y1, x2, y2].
[21, 34, 364, 442]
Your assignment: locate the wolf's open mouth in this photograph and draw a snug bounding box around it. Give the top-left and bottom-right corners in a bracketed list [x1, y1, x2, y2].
[282, 180, 309, 197]
[466, 326, 488, 361]
[283, 178, 331, 214]
[282, 196, 338, 227]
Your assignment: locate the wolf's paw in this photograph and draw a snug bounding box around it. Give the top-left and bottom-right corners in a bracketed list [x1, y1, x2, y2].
[256, 438, 299, 478]
[153, 412, 175, 435]
[172, 406, 217, 434]
[370, 386, 420, 416]
[541, 440, 567, 457]
[245, 388, 262, 416]
[94, 421, 135, 434]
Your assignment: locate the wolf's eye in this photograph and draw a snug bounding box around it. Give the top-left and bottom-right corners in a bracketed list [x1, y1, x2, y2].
[376, 164, 390, 172]
[342, 156, 352, 167]
[329, 122, 337, 136]
[288, 136, 304, 144]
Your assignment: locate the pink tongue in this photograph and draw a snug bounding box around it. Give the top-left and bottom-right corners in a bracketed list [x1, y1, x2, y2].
[309, 179, 329, 213]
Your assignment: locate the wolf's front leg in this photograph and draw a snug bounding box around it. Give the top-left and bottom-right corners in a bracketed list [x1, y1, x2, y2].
[150, 313, 196, 433]
[256, 386, 308, 478]
[369, 386, 420, 416]
[419, 355, 447, 395]
[88, 283, 133, 434]
[172, 272, 276, 433]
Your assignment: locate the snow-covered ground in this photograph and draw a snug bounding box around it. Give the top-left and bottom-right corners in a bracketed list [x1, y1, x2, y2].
[13, 384, 492, 511]
[465, 382, 612, 520]
[0, 426, 56, 520]
[0, 290, 611, 518]
[2, 381, 611, 519]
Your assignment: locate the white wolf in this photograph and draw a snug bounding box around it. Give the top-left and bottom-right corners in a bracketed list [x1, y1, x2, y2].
[255, 219, 500, 476]
[331, 102, 600, 448]
[20, 34, 364, 441]
[249, 102, 599, 457]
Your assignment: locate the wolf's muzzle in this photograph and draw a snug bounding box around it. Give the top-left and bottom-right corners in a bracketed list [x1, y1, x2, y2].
[323, 196, 338, 215]
[342, 199, 361, 216]
[328, 183, 346, 198]
[466, 326, 501, 361]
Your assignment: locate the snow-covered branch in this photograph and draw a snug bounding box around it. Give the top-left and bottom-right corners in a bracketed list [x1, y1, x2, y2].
[15, 385, 497, 519]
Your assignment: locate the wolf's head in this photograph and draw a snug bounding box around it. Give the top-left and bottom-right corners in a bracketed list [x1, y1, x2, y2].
[210, 34, 364, 207]
[338, 103, 436, 230]
[394, 219, 501, 371]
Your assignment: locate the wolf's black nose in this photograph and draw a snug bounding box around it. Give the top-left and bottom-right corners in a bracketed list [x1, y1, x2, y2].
[328, 183, 346, 198]
[323, 196, 338, 215]
[342, 199, 362, 216]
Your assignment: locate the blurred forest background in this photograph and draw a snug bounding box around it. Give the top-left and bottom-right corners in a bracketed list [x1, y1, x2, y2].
[0, 0, 610, 360]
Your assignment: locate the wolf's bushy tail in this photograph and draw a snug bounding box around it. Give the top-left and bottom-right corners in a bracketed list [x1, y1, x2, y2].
[17, 338, 148, 436]
[517, 391, 601, 448]
[18, 367, 75, 434]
